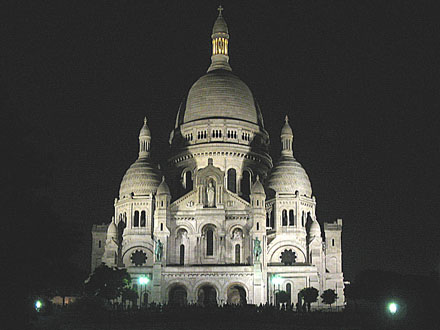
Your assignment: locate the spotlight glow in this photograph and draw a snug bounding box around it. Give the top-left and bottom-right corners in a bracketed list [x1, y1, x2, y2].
[35, 300, 42, 310]
[388, 302, 398, 314]
[138, 276, 149, 285]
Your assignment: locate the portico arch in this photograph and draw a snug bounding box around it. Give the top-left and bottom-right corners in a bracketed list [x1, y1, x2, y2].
[226, 284, 247, 305]
[168, 284, 188, 306]
[195, 283, 219, 306]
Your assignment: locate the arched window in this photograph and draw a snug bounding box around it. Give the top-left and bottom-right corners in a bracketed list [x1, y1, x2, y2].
[134, 211, 139, 227]
[289, 210, 295, 226]
[302, 211, 305, 227]
[98, 240, 101, 248]
[180, 244, 185, 265]
[270, 210, 275, 228]
[185, 171, 193, 191]
[332, 238, 335, 247]
[286, 283, 292, 305]
[140, 211, 146, 227]
[266, 212, 270, 227]
[206, 229, 214, 256]
[160, 223, 163, 231]
[241, 170, 251, 199]
[227, 168, 236, 193]
[235, 244, 240, 264]
[282, 210, 288, 226]
[256, 222, 259, 230]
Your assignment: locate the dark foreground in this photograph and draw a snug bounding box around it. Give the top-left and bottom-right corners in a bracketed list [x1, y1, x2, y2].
[29, 304, 438, 330]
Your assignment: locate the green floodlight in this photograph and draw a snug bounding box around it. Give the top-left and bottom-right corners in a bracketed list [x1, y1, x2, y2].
[272, 275, 283, 286]
[35, 300, 42, 311]
[138, 276, 149, 285]
[388, 302, 398, 315]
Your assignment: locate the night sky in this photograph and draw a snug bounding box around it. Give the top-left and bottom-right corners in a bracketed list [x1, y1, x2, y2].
[5, 1, 439, 280]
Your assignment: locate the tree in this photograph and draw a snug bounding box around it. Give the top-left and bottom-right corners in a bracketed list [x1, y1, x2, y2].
[84, 265, 132, 304]
[299, 287, 319, 312]
[276, 290, 290, 304]
[121, 287, 138, 309]
[321, 289, 338, 309]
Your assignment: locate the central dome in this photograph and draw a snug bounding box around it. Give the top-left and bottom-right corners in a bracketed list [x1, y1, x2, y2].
[183, 70, 259, 124]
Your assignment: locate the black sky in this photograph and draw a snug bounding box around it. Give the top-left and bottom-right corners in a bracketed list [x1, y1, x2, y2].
[4, 0, 439, 280]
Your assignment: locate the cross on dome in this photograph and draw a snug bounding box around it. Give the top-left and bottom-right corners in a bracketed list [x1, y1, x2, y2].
[217, 5, 223, 16]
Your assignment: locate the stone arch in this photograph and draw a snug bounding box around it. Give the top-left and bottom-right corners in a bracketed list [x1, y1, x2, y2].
[228, 224, 244, 238]
[268, 243, 306, 264]
[175, 223, 196, 235]
[195, 282, 220, 306]
[167, 283, 189, 306]
[181, 167, 194, 192]
[223, 282, 249, 305]
[122, 246, 153, 267]
[201, 224, 217, 258]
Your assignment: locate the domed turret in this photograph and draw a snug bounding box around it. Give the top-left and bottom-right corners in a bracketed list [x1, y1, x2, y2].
[251, 175, 265, 195]
[119, 118, 161, 198]
[267, 116, 312, 197]
[157, 176, 171, 196]
[309, 220, 321, 236]
[107, 219, 117, 239]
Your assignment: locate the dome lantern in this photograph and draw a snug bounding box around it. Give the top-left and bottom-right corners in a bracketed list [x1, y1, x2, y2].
[281, 115, 294, 157]
[139, 117, 151, 158]
[208, 6, 232, 72]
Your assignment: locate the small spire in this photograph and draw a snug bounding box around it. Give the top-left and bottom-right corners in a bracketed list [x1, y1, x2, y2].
[285, 115, 289, 123]
[256, 174, 260, 181]
[144, 117, 147, 125]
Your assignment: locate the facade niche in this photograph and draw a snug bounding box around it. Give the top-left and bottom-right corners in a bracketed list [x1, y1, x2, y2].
[140, 210, 146, 227]
[289, 210, 295, 226]
[240, 170, 251, 200]
[227, 168, 237, 193]
[184, 170, 193, 192]
[206, 229, 214, 256]
[282, 210, 288, 226]
[134, 211, 139, 227]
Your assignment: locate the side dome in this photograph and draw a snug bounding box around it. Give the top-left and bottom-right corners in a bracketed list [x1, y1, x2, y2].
[119, 158, 161, 198]
[251, 176, 265, 195]
[267, 158, 312, 197]
[107, 220, 117, 238]
[309, 220, 321, 236]
[267, 116, 312, 197]
[183, 70, 259, 124]
[157, 176, 171, 195]
[119, 118, 161, 198]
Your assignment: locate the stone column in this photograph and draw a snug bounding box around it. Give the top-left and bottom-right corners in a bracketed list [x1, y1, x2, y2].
[151, 262, 162, 303]
[253, 261, 264, 305]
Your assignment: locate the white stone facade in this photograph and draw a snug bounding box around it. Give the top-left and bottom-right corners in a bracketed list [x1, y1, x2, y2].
[91, 9, 344, 309]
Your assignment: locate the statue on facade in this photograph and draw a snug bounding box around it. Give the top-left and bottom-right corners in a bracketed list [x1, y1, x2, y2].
[253, 237, 262, 262]
[154, 238, 163, 262]
[206, 180, 215, 207]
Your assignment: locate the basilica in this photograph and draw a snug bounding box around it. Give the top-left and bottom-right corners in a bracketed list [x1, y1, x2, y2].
[91, 8, 344, 308]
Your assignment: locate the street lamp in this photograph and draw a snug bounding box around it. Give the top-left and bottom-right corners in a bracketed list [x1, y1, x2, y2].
[271, 275, 283, 305]
[35, 300, 42, 312]
[138, 276, 150, 308]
